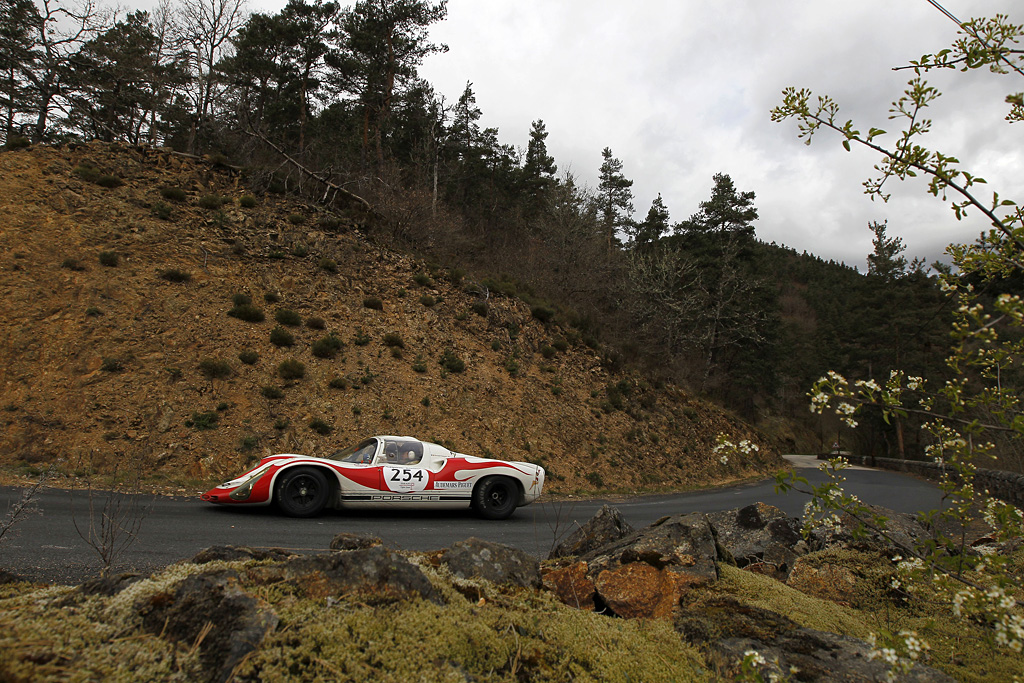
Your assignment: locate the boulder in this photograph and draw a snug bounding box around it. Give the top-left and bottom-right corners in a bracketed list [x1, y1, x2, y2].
[706, 503, 805, 580]
[329, 532, 383, 551]
[260, 546, 442, 604]
[440, 537, 542, 589]
[78, 572, 146, 596]
[548, 504, 634, 560]
[137, 569, 279, 683]
[541, 561, 595, 610]
[578, 511, 719, 585]
[593, 563, 686, 619]
[678, 596, 954, 682]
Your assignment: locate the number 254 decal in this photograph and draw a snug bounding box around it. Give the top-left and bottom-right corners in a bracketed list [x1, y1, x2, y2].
[382, 467, 428, 492]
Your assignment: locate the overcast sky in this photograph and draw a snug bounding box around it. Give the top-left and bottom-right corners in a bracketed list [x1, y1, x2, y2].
[250, 0, 1021, 270]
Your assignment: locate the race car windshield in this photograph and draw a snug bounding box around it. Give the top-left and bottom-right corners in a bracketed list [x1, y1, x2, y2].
[333, 439, 378, 463]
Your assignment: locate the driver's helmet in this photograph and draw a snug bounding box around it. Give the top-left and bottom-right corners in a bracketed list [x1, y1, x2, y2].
[385, 444, 398, 462]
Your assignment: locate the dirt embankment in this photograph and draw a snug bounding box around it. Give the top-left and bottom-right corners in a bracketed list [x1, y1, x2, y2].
[0, 142, 781, 494]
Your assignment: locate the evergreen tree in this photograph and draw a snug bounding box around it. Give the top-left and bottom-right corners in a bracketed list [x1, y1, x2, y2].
[65, 12, 165, 143]
[866, 220, 908, 281]
[0, 0, 39, 143]
[633, 193, 670, 249]
[676, 172, 757, 237]
[597, 146, 633, 256]
[326, 0, 447, 169]
[520, 118, 557, 204]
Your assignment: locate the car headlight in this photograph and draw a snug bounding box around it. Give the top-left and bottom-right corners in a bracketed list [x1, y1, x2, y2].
[227, 465, 271, 501]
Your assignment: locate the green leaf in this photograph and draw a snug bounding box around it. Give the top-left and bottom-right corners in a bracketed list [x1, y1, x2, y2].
[842, 139, 851, 152]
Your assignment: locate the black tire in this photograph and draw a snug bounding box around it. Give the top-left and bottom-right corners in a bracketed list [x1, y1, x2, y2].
[472, 476, 518, 520]
[275, 466, 330, 517]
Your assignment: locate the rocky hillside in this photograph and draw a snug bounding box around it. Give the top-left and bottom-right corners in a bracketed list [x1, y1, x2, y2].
[0, 142, 780, 494]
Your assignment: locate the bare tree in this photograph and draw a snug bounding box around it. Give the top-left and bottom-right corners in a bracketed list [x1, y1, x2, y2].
[72, 445, 152, 577]
[0, 463, 56, 549]
[177, 0, 246, 153]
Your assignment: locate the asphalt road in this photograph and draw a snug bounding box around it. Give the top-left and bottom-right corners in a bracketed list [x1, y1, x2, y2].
[0, 455, 945, 585]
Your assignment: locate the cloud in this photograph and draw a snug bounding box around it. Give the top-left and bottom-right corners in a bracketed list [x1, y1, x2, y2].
[418, 0, 1021, 269]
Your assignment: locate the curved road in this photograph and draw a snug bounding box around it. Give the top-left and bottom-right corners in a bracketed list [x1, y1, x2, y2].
[0, 455, 944, 585]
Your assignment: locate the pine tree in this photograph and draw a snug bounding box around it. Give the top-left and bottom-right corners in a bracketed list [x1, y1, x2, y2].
[0, 0, 39, 144]
[597, 146, 633, 256]
[676, 172, 757, 237]
[521, 118, 557, 201]
[633, 193, 670, 249]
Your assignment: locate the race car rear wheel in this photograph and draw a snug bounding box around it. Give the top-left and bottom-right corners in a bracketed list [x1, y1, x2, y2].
[275, 467, 330, 517]
[472, 476, 518, 520]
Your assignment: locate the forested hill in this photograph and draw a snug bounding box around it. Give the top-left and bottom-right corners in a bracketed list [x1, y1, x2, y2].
[1, 0, 952, 462]
[0, 142, 782, 493]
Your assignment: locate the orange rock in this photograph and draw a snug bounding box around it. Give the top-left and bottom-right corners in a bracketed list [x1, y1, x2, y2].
[543, 561, 595, 610]
[594, 563, 683, 619]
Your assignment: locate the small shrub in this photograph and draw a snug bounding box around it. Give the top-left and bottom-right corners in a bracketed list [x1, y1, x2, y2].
[290, 243, 308, 257]
[186, 410, 219, 430]
[390, 347, 403, 359]
[198, 358, 232, 379]
[413, 272, 434, 287]
[287, 213, 306, 225]
[411, 354, 427, 373]
[318, 216, 342, 231]
[85, 306, 102, 317]
[274, 417, 289, 430]
[419, 294, 436, 307]
[353, 329, 370, 346]
[448, 268, 465, 285]
[268, 250, 285, 259]
[98, 251, 119, 267]
[439, 349, 465, 373]
[319, 258, 338, 273]
[275, 308, 302, 326]
[278, 358, 305, 379]
[551, 385, 563, 396]
[421, 396, 430, 407]
[455, 310, 468, 321]
[61, 258, 85, 271]
[228, 303, 265, 322]
[160, 187, 187, 202]
[100, 357, 123, 372]
[264, 292, 280, 303]
[239, 195, 257, 208]
[4, 136, 30, 150]
[531, 305, 556, 323]
[240, 435, 258, 451]
[270, 326, 295, 347]
[198, 194, 226, 210]
[504, 357, 519, 377]
[491, 340, 501, 352]
[261, 385, 283, 399]
[312, 334, 344, 358]
[397, 288, 407, 297]
[586, 472, 604, 488]
[553, 338, 569, 353]
[383, 332, 404, 348]
[309, 417, 332, 435]
[216, 401, 230, 411]
[238, 349, 259, 365]
[540, 344, 556, 360]
[472, 301, 488, 317]
[352, 405, 362, 416]
[73, 164, 100, 182]
[363, 296, 383, 311]
[159, 268, 191, 283]
[152, 202, 172, 220]
[306, 316, 325, 330]
[96, 174, 123, 189]
[329, 377, 349, 390]
[232, 293, 252, 306]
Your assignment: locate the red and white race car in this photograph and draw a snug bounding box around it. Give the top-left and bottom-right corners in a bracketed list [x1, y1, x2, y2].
[201, 435, 545, 519]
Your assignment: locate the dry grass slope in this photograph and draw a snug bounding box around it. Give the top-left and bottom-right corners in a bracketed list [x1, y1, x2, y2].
[0, 142, 781, 495]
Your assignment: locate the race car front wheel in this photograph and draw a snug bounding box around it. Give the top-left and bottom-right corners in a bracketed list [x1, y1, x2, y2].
[472, 476, 518, 520]
[275, 466, 330, 517]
